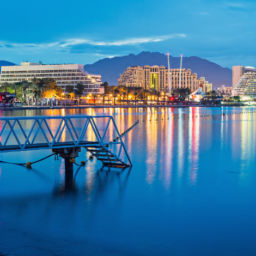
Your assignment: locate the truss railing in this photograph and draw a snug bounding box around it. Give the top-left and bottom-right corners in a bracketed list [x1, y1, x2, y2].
[0, 115, 132, 166]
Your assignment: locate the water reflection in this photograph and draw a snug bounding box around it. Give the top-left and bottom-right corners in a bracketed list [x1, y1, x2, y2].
[2, 107, 256, 255]
[142, 107, 202, 188]
[1, 107, 256, 191]
[0, 167, 131, 230]
[146, 108, 158, 184]
[164, 107, 173, 188]
[189, 107, 200, 185]
[178, 108, 184, 178]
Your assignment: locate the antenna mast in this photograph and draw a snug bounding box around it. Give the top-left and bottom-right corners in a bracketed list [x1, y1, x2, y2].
[179, 54, 183, 89]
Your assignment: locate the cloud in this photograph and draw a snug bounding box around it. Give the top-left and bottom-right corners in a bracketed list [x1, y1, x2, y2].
[0, 41, 59, 49]
[0, 34, 187, 50]
[62, 34, 186, 47]
[225, 2, 248, 10]
[0, 34, 188, 65]
[94, 53, 116, 59]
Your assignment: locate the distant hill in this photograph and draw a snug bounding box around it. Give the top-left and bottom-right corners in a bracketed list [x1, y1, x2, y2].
[0, 60, 15, 71]
[84, 51, 231, 89]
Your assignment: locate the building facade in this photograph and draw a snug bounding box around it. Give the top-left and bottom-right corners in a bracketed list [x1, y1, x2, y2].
[117, 66, 145, 88]
[217, 85, 233, 96]
[232, 66, 245, 88]
[233, 67, 256, 98]
[0, 62, 102, 94]
[118, 65, 212, 93]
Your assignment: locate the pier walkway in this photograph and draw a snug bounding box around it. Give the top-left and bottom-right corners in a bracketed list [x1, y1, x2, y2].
[0, 115, 132, 169]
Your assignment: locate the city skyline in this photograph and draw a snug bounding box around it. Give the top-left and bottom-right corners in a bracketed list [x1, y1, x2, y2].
[0, 0, 255, 68]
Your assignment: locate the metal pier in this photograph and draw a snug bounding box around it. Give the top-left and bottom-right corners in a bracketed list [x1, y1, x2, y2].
[0, 115, 133, 190]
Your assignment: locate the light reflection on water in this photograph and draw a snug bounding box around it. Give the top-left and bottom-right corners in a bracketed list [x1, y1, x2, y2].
[1, 107, 256, 255]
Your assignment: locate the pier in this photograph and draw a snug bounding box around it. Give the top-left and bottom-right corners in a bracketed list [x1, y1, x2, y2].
[0, 114, 133, 190]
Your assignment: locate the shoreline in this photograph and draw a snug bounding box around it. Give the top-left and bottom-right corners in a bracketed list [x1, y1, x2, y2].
[0, 103, 246, 111]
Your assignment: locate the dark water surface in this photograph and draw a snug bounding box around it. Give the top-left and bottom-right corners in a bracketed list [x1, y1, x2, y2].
[1, 107, 256, 256]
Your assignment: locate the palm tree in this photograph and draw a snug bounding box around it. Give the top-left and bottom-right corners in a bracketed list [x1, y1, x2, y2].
[93, 93, 97, 105]
[74, 83, 85, 104]
[113, 87, 119, 105]
[21, 81, 31, 104]
[137, 88, 145, 103]
[0, 83, 9, 93]
[13, 82, 20, 96]
[75, 83, 85, 97]
[133, 91, 138, 106]
[118, 87, 127, 105]
[66, 85, 74, 94]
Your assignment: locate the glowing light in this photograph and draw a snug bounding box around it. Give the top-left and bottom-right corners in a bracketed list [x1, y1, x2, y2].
[42, 89, 57, 99]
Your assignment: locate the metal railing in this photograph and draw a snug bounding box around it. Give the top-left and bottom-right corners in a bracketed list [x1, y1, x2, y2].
[0, 115, 132, 166]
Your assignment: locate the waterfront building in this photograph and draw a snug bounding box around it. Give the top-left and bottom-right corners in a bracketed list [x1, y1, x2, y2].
[0, 62, 102, 94]
[232, 66, 256, 88]
[217, 85, 233, 96]
[233, 67, 256, 98]
[232, 66, 245, 88]
[117, 66, 145, 88]
[198, 77, 212, 93]
[118, 65, 212, 93]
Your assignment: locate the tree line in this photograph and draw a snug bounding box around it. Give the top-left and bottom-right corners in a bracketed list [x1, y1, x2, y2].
[0, 79, 86, 102]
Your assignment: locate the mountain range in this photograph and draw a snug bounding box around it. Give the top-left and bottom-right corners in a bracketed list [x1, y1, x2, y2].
[84, 51, 232, 89]
[0, 52, 232, 89]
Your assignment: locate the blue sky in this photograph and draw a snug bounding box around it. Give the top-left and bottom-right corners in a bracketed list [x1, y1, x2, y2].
[0, 0, 255, 67]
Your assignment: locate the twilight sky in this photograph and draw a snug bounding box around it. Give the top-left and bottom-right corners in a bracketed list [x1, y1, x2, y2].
[0, 0, 255, 67]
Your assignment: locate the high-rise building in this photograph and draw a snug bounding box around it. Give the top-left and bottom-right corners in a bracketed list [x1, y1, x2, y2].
[0, 62, 102, 94]
[232, 66, 245, 88]
[117, 66, 144, 88]
[118, 65, 212, 93]
[233, 67, 256, 98]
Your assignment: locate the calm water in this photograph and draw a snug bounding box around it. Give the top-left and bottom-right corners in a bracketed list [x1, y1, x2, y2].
[1, 107, 256, 256]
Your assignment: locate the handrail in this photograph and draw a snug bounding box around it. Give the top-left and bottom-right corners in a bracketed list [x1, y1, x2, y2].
[0, 114, 112, 120]
[0, 115, 132, 166]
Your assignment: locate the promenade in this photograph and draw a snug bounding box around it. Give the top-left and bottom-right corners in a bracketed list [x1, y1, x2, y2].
[0, 103, 245, 111]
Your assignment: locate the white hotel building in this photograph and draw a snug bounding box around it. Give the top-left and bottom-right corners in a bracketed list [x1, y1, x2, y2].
[0, 62, 103, 94]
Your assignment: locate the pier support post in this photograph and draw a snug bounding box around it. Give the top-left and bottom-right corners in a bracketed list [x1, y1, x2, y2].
[53, 147, 81, 191]
[64, 157, 74, 191]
